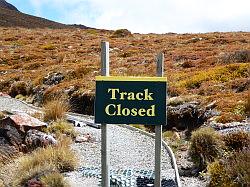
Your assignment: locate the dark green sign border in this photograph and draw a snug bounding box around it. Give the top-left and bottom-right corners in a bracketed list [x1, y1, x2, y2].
[95, 76, 167, 125]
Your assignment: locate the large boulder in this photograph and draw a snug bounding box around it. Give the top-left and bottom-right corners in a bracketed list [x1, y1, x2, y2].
[0, 112, 53, 153]
[0, 117, 24, 150]
[163, 100, 218, 136]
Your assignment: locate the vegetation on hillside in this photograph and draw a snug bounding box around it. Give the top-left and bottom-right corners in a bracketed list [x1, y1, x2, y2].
[0, 28, 249, 121]
[188, 127, 250, 186]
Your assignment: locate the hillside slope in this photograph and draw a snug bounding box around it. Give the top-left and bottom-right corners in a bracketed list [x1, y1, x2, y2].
[0, 0, 18, 11]
[0, 28, 249, 122]
[0, 0, 88, 29]
[0, 7, 70, 28]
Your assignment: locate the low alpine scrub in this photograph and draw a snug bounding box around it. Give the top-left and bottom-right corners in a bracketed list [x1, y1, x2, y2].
[208, 146, 250, 187]
[189, 127, 225, 171]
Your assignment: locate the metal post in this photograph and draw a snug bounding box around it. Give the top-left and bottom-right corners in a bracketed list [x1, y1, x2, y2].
[155, 53, 164, 187]
[101, 41, 110, 187]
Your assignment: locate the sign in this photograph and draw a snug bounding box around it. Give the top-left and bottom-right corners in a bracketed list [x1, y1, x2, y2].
[95, 76, 167, 125]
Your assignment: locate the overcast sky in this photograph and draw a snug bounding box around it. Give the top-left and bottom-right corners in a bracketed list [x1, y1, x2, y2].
[8, 0, 250, 34]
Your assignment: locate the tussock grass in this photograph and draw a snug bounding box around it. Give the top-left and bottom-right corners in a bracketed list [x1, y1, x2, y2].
[44, 120, 77, 139]
[12, 163, 57, 187]
[12, 137, 77, 186]
[9, 81, 30, 97]
[43, 98, 70, 122]
[41, 172, 69, 187]
[18, 137, 77, 173]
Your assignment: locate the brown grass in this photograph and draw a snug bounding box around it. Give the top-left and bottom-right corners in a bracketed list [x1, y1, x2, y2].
[0, 112, 5, 120]
[44, 120, 77, 139]
[18, 137, 77, 173]
[41, 172, 69, 187]
[12, 163, 57, 187]
[43, 98, 70, 122]
[12, 136, 77, 186]
[0, 28, 249, 122]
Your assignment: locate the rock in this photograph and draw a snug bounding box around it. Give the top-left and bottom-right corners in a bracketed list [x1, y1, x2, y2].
[209, 120, 250, 134]
[7, 112, 47, 133]
[75, 133, 92, 143]
[0, 92, 10, 97]
[164, 101, 218, 136]
[0, 112, 51, 152]
[32, 85, 48, 106]
[43, 72, 64, 85]
[25, 129, 57, 149]
[69, 93, 94, 115]
[0, 117, 24, 150]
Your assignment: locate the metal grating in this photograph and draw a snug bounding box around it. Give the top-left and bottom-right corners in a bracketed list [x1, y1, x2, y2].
[79, 167, 177, 187]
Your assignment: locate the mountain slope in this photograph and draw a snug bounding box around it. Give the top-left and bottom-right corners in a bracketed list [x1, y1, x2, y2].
[0, 7, 70, 28]
[0, 0, 18, 11]
[0, 0, 88, 29]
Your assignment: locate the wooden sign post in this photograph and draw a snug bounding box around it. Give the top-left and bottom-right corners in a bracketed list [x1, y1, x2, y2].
[155, 53, 164, 187]
[96, 41, 166, 187]
[101, 41, 110, 187]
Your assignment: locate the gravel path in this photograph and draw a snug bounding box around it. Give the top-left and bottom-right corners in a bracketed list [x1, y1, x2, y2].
[65, 125, 176, 185]
[0, 96, 38, 114]
[0, 96, 207, 187]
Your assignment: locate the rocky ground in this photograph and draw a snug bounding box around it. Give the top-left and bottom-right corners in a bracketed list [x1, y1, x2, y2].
[0, 95, 219, 187]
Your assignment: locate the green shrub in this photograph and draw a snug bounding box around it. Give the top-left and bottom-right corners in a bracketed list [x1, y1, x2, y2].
[208, 147, 250, 187]
[223, 131, 250, 151]
[208, 161, 231, 187]
[111, 29, 132, 38]
[179, 64, 249, 89]
[189, 127, 225, 170]
[218, 50, 250, 64]
[42, 44, 56, 50]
